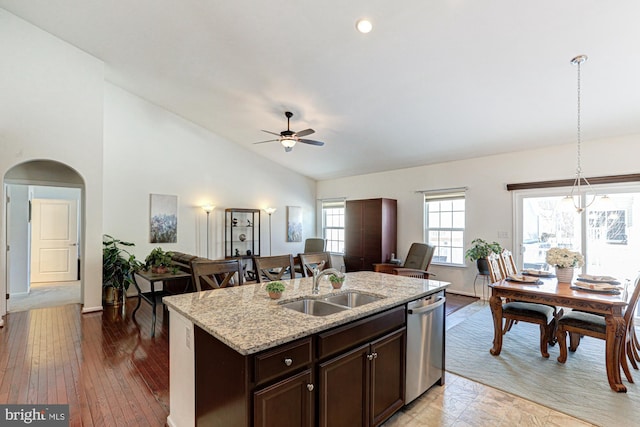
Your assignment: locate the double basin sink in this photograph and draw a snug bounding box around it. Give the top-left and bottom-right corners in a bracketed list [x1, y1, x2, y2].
[280, 291, 384, 316]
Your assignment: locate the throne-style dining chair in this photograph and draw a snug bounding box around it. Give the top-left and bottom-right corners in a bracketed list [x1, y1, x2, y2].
[557, 274, 640, 382]
[191, 259, 244, 291]
[253, 254, 296, 283]
[487, 252, 561, 358]
[500, 249, 518, 277]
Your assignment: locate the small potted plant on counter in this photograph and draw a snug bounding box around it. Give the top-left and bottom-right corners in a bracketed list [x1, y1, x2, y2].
[265, 281, 286, 299]
[465, 238, 502, 275]
[329, 274, 345, 289]
[145, 247, 174, 274]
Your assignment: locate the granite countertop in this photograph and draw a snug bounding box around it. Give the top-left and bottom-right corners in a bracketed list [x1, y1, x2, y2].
[163, 271, 449, 355]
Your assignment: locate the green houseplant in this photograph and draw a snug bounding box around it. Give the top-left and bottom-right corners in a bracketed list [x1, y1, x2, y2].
[145, 247, 174, 274]
[265, 281, 286, 299]
[329, 274, 345, 289]
[103, 235, 142, 306]
[465, 238, 503, 275]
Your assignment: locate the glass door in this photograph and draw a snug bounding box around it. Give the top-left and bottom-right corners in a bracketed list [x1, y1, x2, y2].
[515, 185, 640, 282]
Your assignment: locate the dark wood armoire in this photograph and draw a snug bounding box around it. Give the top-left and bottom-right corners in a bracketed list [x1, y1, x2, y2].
[344, 198, 397, 272]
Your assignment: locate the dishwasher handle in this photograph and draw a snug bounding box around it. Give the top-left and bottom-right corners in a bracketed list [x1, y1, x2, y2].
[407, 295, 446, 315]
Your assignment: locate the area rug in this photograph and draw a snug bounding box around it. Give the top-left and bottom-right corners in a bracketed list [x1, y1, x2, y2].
[446, 306, 639, 427]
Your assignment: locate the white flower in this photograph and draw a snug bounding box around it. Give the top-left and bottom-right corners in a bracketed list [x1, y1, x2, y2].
[545, 247, 584, 268]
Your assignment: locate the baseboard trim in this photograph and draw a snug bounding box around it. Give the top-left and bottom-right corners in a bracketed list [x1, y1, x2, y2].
[81, 305, 103, 314]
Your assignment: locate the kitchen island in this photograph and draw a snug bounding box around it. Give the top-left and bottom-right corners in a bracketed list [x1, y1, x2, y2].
[163, 271, 449, 427]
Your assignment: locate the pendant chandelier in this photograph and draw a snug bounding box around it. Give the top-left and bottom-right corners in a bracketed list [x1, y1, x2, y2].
[562, 54, 596, 214]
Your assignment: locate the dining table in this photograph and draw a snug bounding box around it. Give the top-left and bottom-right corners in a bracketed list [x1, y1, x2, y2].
[488, 275, 629, 392]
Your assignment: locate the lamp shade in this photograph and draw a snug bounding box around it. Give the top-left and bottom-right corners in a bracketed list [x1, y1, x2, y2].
[264, 207, 276, 215]
[202, 204, 215, 213]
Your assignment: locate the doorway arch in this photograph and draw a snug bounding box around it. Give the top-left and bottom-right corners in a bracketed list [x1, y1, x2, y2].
[3, 159, 86, 322]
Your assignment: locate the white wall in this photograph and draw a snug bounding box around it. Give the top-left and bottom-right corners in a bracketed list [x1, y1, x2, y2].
[103, 84, 317, 263]
[317, 134, 640, 296]
[0, 9, 105, 315]
[6, 185, 29, 295]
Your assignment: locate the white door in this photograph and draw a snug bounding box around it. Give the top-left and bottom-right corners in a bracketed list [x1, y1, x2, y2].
[30, 199, 78, 283]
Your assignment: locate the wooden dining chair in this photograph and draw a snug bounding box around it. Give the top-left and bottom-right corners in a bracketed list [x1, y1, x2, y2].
[191, 259, 243, 291]
[298, 252, 331, 278]
[557, 274, 640, 382]
[253, 254, 296, 283]
[487, 252, 561, 358]
[500, 249, 517, 277]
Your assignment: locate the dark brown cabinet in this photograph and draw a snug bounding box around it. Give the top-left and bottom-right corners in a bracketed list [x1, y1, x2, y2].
[344, 198, 397, 272]
[318, 329, 406, 427]
[254, 369, 314, 427]
[194, 306, 406, 427]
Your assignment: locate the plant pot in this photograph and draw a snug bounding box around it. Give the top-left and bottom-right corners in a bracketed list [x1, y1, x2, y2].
[152, 266, 169, 274]
[330, 280, 345, 289]
[555, 267, 574, 283]
[268, 291, 282, 300]
[103, 286, 124, 306]
[476, 258, 491, 275]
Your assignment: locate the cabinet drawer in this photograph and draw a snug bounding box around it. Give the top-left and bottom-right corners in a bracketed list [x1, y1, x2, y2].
[317, 306, 405, 360]
[254, 337, 313, 385]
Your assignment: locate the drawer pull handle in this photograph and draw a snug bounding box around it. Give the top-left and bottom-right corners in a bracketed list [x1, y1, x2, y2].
[307, 384, 314, 392]
[284, 358, 293, 366]
[372, 352, 378, 359]
[366, 354, 374, 361]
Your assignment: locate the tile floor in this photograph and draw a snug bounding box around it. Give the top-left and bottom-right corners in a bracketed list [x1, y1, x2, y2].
[382, 300, 595, 427]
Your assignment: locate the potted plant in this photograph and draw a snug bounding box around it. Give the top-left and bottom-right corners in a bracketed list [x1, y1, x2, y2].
[145, 247, 174, 274]
[465, 238, 502, 275]
[103, 235, 142, 306]
[265, 281, 286, 299]
[329, 274, 345, 289]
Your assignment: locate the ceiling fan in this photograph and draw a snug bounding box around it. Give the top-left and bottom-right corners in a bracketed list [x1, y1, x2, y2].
[254, 111, 325, 152]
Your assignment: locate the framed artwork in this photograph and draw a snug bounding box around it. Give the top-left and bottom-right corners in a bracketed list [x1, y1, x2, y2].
[149, 194, 178, 243]
[286, 206, 302, 242]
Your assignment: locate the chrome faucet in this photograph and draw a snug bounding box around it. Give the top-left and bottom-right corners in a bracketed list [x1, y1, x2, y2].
[312, 266, 344, 294]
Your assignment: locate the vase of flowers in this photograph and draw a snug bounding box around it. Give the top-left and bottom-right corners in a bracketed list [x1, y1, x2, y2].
[545, 247, 584, 283]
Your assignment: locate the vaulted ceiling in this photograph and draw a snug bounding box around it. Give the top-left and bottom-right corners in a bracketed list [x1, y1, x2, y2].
[2, 1, 640, 180]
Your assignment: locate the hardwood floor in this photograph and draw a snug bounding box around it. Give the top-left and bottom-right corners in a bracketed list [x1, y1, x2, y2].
[0, 298, 170, 426]
[1, 292, 590, 427]
[444, 293, 478, 316]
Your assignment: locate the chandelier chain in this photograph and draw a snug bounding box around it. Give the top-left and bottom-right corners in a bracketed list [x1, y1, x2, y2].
[576, 58, 582, 176]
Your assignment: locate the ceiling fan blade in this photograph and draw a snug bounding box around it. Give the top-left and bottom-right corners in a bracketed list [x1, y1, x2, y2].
[261, 129, 282, 137]
[298, 139, 325, 146]
[295, 128, 315, 137]
[253, 139, 279, 145]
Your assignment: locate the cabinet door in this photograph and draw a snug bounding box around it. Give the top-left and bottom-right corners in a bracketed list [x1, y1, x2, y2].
[254, 369, 314, 427]
[362, 199, 383, 270]
[370, 328, 406, 427]
[318, 343, 369, 427]
[344, 200, 364, 271]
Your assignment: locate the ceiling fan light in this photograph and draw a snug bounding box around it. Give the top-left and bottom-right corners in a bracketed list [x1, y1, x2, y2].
[280, 137, 297, 148]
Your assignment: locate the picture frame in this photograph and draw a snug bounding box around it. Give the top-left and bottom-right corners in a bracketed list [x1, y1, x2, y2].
[286, 206, 302, 242]
[149, 194, 178, 243]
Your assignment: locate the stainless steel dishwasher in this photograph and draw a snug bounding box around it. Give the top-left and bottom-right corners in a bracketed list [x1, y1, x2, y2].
[405, 290, 446, 404]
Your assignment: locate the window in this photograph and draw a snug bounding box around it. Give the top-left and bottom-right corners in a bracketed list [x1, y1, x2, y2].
[424, 191, 466, 265]
[322, 199, 345, 253]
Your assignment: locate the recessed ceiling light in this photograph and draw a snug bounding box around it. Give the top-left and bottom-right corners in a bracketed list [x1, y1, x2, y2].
[356, 19, 373, 34]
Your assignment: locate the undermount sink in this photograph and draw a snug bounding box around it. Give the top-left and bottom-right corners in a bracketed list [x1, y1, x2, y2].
[280, 299, 348, 316]
[280, 292, 385, 316]
[322, 291, 385, 308]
